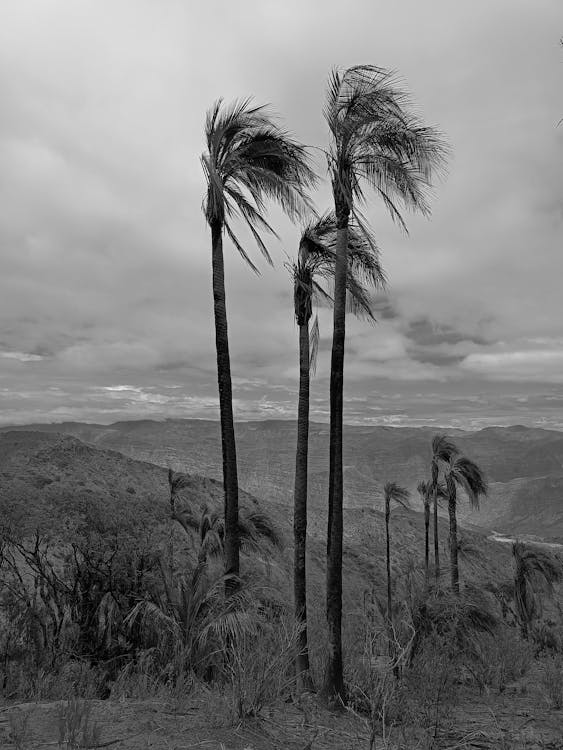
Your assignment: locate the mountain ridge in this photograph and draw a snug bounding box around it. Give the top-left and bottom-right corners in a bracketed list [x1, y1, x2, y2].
[2, 419, 563, 541]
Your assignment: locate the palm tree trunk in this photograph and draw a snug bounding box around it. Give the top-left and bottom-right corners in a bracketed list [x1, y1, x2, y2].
[294, 321, 314, 692]
[385, 501, 391, 625]
[211, 220, 240, 593]
[323, 206, 349, 707]
[385, 500, 394, 666]
[424, 503, 430, 583]
[447, 483, 460, 595]
[433, 486, 440, 583]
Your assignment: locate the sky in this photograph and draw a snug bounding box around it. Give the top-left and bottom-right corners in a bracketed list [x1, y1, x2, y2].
[1, 0, 562, 430]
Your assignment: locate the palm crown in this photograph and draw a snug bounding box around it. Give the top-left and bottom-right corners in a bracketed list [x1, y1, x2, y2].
[202, 98, 316, 272]
[290, 212, 386, 365]
[325, 65, 448, 227]
[445, 455, 488, 510]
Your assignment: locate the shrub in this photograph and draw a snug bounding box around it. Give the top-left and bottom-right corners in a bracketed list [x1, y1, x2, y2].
[542, 654, 563, 710]
[226, 615, 300, 719]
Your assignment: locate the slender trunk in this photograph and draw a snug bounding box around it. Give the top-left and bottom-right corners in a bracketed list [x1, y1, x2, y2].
[293, 321, 315, 692]
[385, 499, 394, 666]
[447, 479, 459, 595]
[211, 220, 240, 593]
[433, 486, 440, 583]
[385, 500, 391, 624]
[323, 205, 349, 707]
[424, 502, 430, 583]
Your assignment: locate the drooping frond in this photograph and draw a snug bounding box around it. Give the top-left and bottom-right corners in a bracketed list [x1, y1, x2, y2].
[168, 470, 193, 498]
[240, 510, 283, 550]
[513, 542, 563, 631]
[202, 98, 317, 272]
[447, 456, 487, 510]
[513, 542, 563, 594]
[383, 481, 410, 509]
[431, 434, 460, 464]
[291, 212, 385, 327]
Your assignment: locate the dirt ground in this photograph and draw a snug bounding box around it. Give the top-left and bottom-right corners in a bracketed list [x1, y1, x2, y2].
[1, 668, 562, 750]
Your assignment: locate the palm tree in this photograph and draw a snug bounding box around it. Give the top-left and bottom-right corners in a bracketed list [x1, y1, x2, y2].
[417, 480, 431, 581]
[443, 455, 487, 595]
[383, 483, 410, 632]
[168, 470, 282, 567]
[322, 65, 447, 705]
[201, 99, 316, 591]
[430, 435, 459, 583]
[512, 542, 563, 639]
[291, 214, 384, 691]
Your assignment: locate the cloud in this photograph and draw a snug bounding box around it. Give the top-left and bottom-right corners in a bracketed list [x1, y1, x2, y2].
[0, 351, 44, 362]
[0, 0, 562, 429]
[461, 345, 563, 383]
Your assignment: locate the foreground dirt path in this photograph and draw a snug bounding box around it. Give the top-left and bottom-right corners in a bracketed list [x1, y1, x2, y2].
[0, 696, 370, 750]
[1, 675, 561, 750]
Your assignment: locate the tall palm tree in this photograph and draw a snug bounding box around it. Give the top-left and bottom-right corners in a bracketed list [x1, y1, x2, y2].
[430, 435, 459, 583]
[322, 65, 447, 705]
[291, 214, 384, 691]
[512, 541, 563, 639]
[443, 455, 487, 594]
[383, 483, 410, 629]
[202, 99, 316, 591]
[417, 480, 431, 581]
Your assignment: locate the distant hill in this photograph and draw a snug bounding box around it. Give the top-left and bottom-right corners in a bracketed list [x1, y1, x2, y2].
[3, 419, 563, 541]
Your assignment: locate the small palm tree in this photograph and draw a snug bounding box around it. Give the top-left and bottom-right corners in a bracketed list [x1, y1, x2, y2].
[383, 483, 410, 640]
[201, 99, 315, 592]
[290, 213, 384, 691]
[322, 64, 447, 705]
[512, 542, 563, 639]
[168, 470, 282, 566]
[443, 456, 487, 594]
[430, 435, 459, 582]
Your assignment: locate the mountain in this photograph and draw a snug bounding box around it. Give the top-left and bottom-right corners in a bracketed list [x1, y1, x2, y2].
[2, 419, 563, 541]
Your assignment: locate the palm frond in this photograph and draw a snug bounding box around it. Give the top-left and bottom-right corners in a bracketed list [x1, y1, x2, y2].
[448, 456, 487, 509]
[431, 435, 460, 465]
[291, 211, 384, 328]
[240, 510, 283, 549]
[417, 480, 431, 507]
[383, 481, 410, 509]
[513, 542, 563, 633]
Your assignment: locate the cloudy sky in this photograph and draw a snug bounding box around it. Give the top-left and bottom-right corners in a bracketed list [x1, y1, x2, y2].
[1, 0, 562, 430]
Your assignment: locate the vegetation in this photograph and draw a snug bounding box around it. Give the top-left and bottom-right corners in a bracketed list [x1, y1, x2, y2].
[513, 541, 563, 639]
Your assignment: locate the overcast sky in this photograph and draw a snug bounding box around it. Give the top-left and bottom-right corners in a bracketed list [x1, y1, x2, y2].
[1, 0, 562, 430]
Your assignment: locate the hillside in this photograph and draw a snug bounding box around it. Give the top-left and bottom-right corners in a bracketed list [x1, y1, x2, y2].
[3, 429, 563, 748]
[0, 429, 515, 618]
[4, 420, 563, 541]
